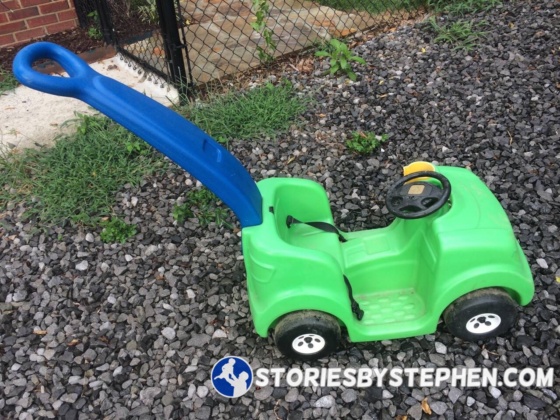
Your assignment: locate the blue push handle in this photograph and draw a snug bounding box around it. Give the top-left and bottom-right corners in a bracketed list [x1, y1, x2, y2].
[13, 42, 263, 228]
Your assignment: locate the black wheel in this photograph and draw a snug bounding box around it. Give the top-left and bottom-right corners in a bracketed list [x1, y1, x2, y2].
[443, 288, 518, 341]
[386, 171, 451, 219]
[274, 311, 341, 361]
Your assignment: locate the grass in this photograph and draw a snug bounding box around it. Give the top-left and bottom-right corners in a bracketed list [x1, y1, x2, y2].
[172, 188, 230, 227]
[100, 217, 137, 243]
[428, 17, 486, 51]
[424, 0, 497, 51]
[316, 0, 424, 14]
[0, 69, 18, 94]
[0, 113, 164, 226]
[427, 0, 501, 15]
[0, 79, 307, 229]
[346, 131, 388, 155]
[178, 80, 309, 142]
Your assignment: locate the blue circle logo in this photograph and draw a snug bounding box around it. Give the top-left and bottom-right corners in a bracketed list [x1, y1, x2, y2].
[211, 356, 253, 398]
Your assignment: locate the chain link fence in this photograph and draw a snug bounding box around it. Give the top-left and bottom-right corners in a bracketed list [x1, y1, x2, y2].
[84, 0, 425, 91]
[74, 0, 167, 85]
[178, 0, 423, 84]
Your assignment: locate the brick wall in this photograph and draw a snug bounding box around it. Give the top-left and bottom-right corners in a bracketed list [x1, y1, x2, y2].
[0, 0, 78, 48]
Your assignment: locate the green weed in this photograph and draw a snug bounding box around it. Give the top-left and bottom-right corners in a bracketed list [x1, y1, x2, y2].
[251, 0, 277, 63]
[315, 38, 366, 81]
[428, 17, 486, 51]
[172, 187, 230, 227]
[137, 0, 158, 24]
[0, 113, 164, 226]
[179, 80, 309, 142]
[87, 11, 103, 40]
[0, 69, 18, 94]
[346, 131, 388, 155]
[100, 217, 137, 243]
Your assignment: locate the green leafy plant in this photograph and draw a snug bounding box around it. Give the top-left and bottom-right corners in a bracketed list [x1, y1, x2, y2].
[346, 131, 388, 155]
[251, 0, 276, 63]
[87, 11, 103, 40]
[0, 68, 18, 94]
[172, 188, 229, 227]
[428, 17, 485, 51]
[137, 0, 158, 24]
[172, 202, 192, 225]
[315, 39, 366, 81]
[100, 217, 137, 243]
[179, 80, 309, 141]
[125, 138, 152, 155]
[0, 113, 163, 226]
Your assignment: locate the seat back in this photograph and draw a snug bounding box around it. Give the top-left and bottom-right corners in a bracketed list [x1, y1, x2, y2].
[259, 178, 344, 265]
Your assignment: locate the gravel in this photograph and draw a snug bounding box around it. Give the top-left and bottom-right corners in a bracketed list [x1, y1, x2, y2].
[1, 0, 559, 418]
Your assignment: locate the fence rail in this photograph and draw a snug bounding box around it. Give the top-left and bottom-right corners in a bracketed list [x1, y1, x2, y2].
[81, 0, 424, 92]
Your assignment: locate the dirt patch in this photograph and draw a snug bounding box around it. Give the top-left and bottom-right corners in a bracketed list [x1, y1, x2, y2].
[0, 27, 106, 75]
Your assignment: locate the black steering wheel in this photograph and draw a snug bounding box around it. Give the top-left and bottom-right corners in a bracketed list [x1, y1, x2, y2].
[386, 171, 451, 219]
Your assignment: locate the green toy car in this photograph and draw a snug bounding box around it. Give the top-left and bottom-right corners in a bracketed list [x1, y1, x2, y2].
[14, 43, 534, 361]
[245, 162, 534, 360]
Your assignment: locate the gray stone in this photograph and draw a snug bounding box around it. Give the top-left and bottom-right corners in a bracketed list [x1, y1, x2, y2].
[382, 390, 393, 399]
[407, 404, 423, 420]
[489, 386, 502, 399]
[60, 393, 79, 404]
[129, 405, 150, 416]
[314, 395, 335, 408]
[195, 405, 211, 420]
[16, 397, 31, 408]
[430, 401, 448, 415]
[285, 388, 299, 403]
[75, 261, 89, 271]
[341, 389, 357, 403]
[12, 378, 27, 387]
[140, 386, 161, 405]
[115, 406, 129, 418]
[83, 349, 97, 361]
[161, 393, 174, 406]
[12, 290, 27, 302]
[162, 327, 176, 340]
[254, 385, 273, 400]
[187, 333, 210, 347]
[113, 266, 127, 276]
[212, 329, 227, 339]
[536, 258, 548, 269]
[448, 387, 462, 404]
[434, 342, 447, 354]
[196, 386, 209, 399]
[429, 354, 446, 366]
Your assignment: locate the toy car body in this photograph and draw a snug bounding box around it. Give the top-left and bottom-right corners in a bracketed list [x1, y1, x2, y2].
[244, 167, 533, 349]
[13, 43, 534, 360]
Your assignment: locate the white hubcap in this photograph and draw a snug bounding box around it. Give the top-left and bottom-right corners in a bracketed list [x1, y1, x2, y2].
[292, 333, 326, 354]
[466, 313, 501, 334]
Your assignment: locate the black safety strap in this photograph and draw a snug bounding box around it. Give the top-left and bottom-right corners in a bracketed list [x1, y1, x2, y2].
[286, 215, 347, 243]
[344, 275, 364, 320]
[285, 214, 362, 320]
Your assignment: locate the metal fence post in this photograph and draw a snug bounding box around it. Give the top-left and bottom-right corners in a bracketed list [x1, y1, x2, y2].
[94, 0, 116, 45]
[155, 0, 190, 99]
